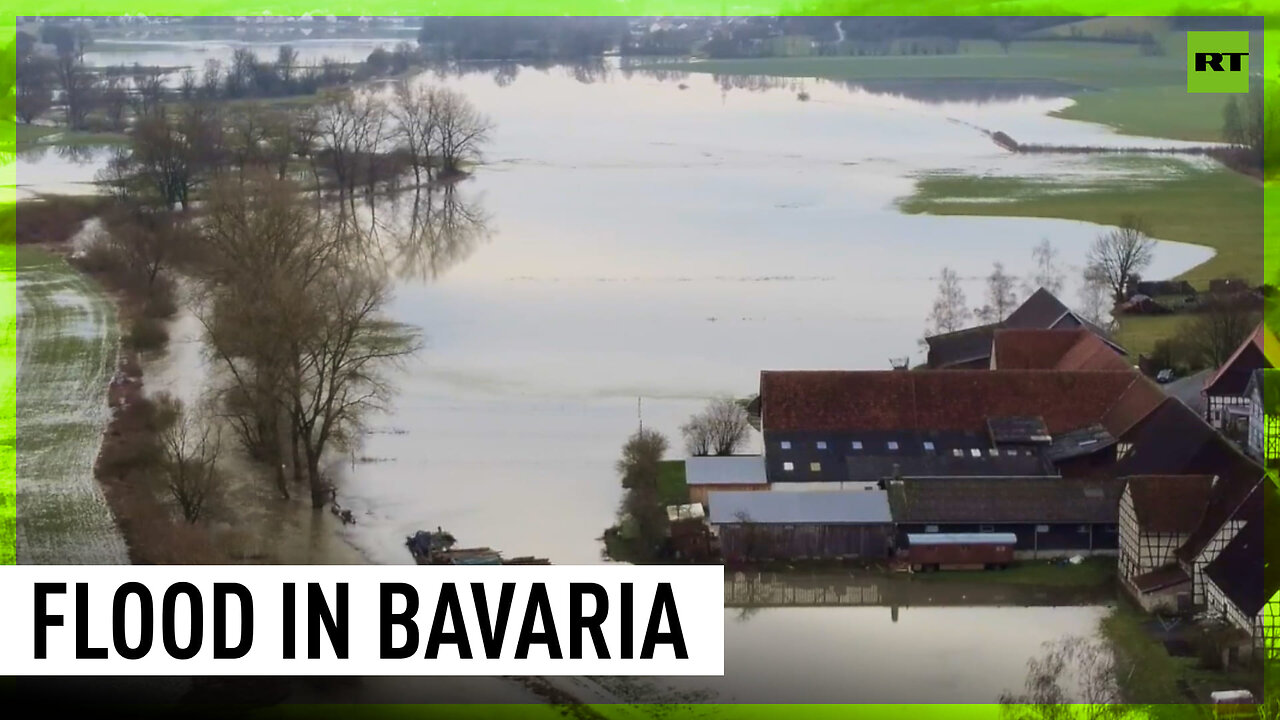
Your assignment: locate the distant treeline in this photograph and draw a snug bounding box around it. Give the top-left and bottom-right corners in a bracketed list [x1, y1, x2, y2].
[418, 17, 627, 61]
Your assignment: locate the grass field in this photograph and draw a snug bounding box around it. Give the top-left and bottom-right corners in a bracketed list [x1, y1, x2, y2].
[15, 245, 128, 564]
[898, 161, 1263, 287]
[646, 31, 1256, 142]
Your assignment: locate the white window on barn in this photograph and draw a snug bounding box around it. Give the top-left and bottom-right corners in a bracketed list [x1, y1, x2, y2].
[780, 441, 791, 450]
[925, 525, 939, 533]
[1117, 442, 1132, 458]
[988, 448, 999, 457]
[952, 449, 963, 457]
[1077, 525, 1089, 534]
[970, 449, 981, 458]
[783, 461, 794, 471]
[887, 441, 899, 450]
[1036, 525, 1049, 533]
[1006, 449, 1017, 456]
[816, 441, 827, 450]
[923, 441, 935, 452]
[809, 462, 821, 472]
[851, 440, 863, 450]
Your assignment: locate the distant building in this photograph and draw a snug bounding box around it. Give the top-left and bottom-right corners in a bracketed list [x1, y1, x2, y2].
[924, 288, 1125, 369]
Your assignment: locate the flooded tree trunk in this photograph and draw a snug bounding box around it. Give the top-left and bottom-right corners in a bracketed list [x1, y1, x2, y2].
[305, 445, 326, 510]
[290, 421, 303, 486]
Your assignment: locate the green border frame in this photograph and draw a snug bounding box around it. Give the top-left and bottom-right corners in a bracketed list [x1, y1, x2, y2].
[2, 5, 1276, 717]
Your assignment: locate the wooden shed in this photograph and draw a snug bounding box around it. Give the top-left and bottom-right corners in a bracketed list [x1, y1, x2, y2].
[708, 489, 894, 562]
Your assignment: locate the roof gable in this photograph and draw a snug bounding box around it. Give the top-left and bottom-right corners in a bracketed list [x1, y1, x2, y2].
[1205, 323, 1275, 395]
[1124, 475, 1215, 534]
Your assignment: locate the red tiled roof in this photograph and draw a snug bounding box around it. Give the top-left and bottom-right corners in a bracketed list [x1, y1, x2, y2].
[991, 329, 1084, 369]
[992, 329, 1131, 372]
[1100, 376, 1169, 439]
[760, 370, 1146, 434]
[1124, 475, 1215, 534]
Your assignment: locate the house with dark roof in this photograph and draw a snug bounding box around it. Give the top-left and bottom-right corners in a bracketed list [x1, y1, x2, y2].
[1196, 478, 1279, 655]
[1117, 475, 1215, 612]
[924, 288, 1125, 369]
[758, 369, 1165, 485]
[1203, 322, 1276, 430]
[885, 476, 1123, 558]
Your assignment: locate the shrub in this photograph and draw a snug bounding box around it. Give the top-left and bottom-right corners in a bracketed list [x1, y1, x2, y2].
[127, 317, 169, 352]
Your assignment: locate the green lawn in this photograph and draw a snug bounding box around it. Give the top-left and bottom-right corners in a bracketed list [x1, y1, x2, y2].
[1101, 602, 1262, 713]
[1113, 315, 1190, 359]
[911, 557, 1114, 588]
[657, 460, 689, 506]
[641, 32, 1260, 142]
[898, 161, 1263, 287]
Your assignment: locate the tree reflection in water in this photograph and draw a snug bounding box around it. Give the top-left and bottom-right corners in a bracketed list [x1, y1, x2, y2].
[338, 181, 492, 284]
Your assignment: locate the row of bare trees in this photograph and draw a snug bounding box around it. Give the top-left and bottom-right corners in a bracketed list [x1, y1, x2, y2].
[925, 217, 1156, 340]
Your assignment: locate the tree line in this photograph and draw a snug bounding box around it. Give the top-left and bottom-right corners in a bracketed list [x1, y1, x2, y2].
[15, 23, 420, 130]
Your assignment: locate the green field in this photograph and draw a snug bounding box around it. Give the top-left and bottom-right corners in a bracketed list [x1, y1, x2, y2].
[15, 246, 128, 564]
[899, 159, 1263, 287]
[646, 34, 1240, 142]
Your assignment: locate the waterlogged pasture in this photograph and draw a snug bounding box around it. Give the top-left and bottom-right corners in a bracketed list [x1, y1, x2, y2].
[15, 246, 127, 564]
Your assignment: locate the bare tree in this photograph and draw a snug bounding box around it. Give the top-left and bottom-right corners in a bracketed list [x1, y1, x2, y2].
[976, 262, 1019, 324]
[156, 394, 223, 524]
[285, 268, 422, 508]
[926, 267, 971, 335]
[1186, 299, 1260, 368]
[1076, 264, 1112, 330]
[1086, 215, 1156, 306]
[316, 90, 389, 197]
[682, 397, 750, 457]
[1000, 635, 1145, 720]
[391, 79, 440, 187]
[1028, 238, 1064, 297]
[53, 49, 97, 129]
[433, 87, 493, 176]
[277, 45, 300, 88]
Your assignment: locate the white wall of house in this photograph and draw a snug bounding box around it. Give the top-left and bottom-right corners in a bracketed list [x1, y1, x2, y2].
[1118, 488, 1186, 579]
[1191, 519, 1248, 605]
[1248, 395, 1264, 460]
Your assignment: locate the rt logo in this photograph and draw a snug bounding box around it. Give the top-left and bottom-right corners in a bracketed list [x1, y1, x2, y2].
[1187, 31, 1250, 93]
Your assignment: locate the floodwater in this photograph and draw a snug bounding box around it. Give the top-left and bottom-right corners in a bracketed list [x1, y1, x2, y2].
[15, 44, 1222, 703]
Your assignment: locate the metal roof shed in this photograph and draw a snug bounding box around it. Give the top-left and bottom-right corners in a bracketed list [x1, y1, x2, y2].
[685, 456, 769, 486]
[906, 532, 1019, 546]
[708, 490, 892, 525]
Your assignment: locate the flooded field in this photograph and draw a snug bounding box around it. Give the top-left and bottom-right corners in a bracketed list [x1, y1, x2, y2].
[15, 42, 1218, 703]
[15, 246, 127, 564]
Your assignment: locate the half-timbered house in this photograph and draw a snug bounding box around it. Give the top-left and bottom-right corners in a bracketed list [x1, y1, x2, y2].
[1117, 475, 1214, 611]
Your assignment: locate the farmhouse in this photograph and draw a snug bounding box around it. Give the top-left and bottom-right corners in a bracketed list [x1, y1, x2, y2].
[924, 287, 1125, 369]
[1203, 322, 1276, 431]
[1117, 474, 1214, 612]
[885, 476, 1123, 558]
[708, 490, 894, 562]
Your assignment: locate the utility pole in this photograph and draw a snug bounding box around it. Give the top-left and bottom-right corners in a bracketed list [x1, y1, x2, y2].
[638, 396, 643, 432]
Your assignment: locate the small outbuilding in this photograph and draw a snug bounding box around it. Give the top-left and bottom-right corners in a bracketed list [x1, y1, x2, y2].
[684, 456, 768, 507]
[708, 489, 894, 562]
